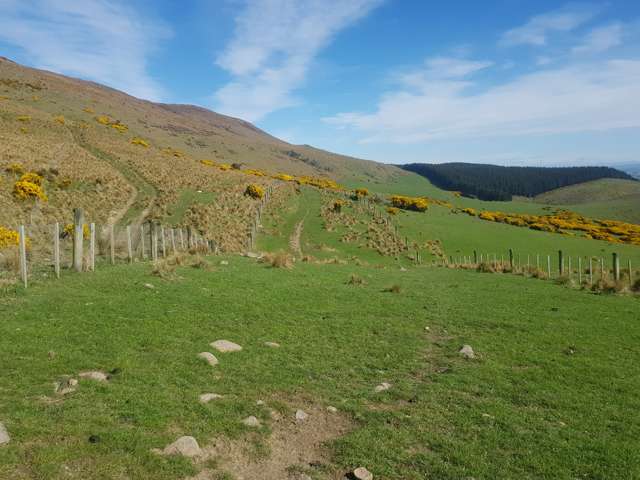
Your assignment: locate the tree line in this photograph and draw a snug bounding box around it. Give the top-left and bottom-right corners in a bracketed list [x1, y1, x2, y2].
[401, 163, 635, 201]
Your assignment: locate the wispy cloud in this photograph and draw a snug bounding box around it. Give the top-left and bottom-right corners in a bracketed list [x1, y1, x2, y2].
[213, 0, 383, 121]
[324, 57, 640, 143]
[0, 0, 170, 101]
[500, 4, 599, 46]
[572, 23, 624, 54]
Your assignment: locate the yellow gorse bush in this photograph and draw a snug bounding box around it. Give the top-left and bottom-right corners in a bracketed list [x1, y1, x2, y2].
[53, 115, 65, 125]
[17, 115, 31, 122]
[273, 173, 295, 182]
[200, 160, 216, 167]
[13, 180, 48, 202]
[95, 115, 128, 132]
[5, 163, 24, 175]
[162, 147, 186, 158]
[390, 195, 429, 212]
[245, 184, 265, 199]
[131, 137, 150, 147]
[83, 107, 95, 114]
[386, 206, 400, 215]
[244, 169, 266, 177]
[0, 226, 20, 249]
[19, 172, 44, 186]
[63, 223, 90, 239]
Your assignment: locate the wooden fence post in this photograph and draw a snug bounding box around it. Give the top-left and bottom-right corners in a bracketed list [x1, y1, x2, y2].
[89, 223, 96, 271]
[18, 225, 27, 288]
[127, 226, 133, 263]
[109, 224, 115, 265]
[473, 250, 478, 264]
[53, 222, 60, 279]
[180, 229, 185, 251]
[508, 249, 513, 269]
[72, 208, 84, 272]
[629, 260, 633, 286]
[568, 257, 572, 279]
[140, 224, 146, 259]
[536, 254, 540, 270]
[578, 257, 582, 284]
[152, 223, 158, 261]
[547, 255, 551, 279]
[161, 226, 166, 258]
[613, 253, 620, 282]
[171, 228, 176, 254]
[589, 257, 593, 285]
[558, 250, 564, 276]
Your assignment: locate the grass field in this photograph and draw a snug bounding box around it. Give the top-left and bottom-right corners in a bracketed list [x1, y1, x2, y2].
[1, 255, 638, 480]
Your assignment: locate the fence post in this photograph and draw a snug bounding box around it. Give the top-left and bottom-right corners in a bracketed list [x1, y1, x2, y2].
[89, 223, 96, 271]
[473, 250, 478, 265]
[53, 222, 60, 279]
[578, 257, 582, 284]
[629, 260, 633, 286]
[72, 208, 84, 272]
[568, 257, 572, 279]
[140, 224, 146, 259]
[589, 257, 593, 285]
[180, 229, 185, 251]
[558, 250, 564, 276]
[536, 254, 540, 269]
[171, 228, 176, 254]
[127, 226, 133, 263]
[110, 224, 115, 265]
[161, 226, 166, 258]
[613, 253, 620, 282]
[547, 255, 551, 279]
[18, 225, 27, 288]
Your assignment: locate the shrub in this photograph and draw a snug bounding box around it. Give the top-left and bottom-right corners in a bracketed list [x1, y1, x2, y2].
[200, 160, 216, 167]
[390, 195, 428, 212]
[245, 184, 264, 199]
[332, 200, 346, 213]
[386, 206, 400, 215]
[19, 172, 43, 186]
[131, 137, 150, 147]
[63, 223, 90, 239]
[244, 169, 265, 177]
[347, 273, 366, 285]
[6, 163, 24, 175]
[353, 188, 369, 199]
[16, 115, 31, 122]
[13, 180, 47, 202]
[0, 226, 22, 249]
[274, 173, 294, 182]
[53, 115, 65, 125]
[261, 251, 293, 269]
[218, 163, 232, 171]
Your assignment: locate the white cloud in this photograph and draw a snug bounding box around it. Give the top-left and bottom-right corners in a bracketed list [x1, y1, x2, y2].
[324, 57, 640, 143]
[572, 23, 624, 54]
[501, 4, 599, 46]
[213, 0, 382, 121]
[0, 0, 170, 101]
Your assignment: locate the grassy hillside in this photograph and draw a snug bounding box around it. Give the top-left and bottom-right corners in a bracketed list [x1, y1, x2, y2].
[1, 254, 638, 480]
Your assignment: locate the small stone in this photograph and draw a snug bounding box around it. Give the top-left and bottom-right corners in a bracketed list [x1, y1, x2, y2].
[295, 409, 308, 422]
[163, 436, 201, 457]
[198, 352, 219, 366]
[0, 422, 10, 445]
[54, 376, 78, 395]
[352, 467, 373, 480]
[400, 267, 407, 272]
[144, 283, 155, 289]
[374, 382, 391, 393]
[242, 416, 261, 427]
[245, 252, 262, 259]
[459, 345, 475, 359]
[256, 400, 265, 406]
[264, 341, 280, 348]
[424, 326, 430, 331]
[210, 340, 242, 353]
[199, 393, 223, 403]
[78, 371, 108, 382]
[327, 406, 338, 413]
[220, 260, 229, 266]
[481, 413, 494, 419]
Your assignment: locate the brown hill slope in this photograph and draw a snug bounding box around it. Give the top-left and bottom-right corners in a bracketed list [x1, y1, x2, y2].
[0, 57, 402, 251]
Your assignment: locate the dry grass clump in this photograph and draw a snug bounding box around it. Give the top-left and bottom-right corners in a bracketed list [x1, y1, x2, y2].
[384, 284, 402, 294]
[590, 278, 627, 294]
[631, 278, 640, 293]
[476, 262, 496, 273]
[151, 253, 211, 278]
[260, 251, 294, 269]
[347, 273, 366, 286]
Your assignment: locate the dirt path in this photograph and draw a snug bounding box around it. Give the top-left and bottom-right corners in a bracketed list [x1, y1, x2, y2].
[289, 220, 304, 257]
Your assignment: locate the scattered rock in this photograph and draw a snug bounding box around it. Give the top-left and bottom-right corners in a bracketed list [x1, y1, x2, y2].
[326, 406, 338, 413]
[0, 422, 10, 445]
[564, 345, 577, 355]
[210, 340, 242, 353]
[424, 326, 430, 331]
[481, 413, 494, 419]
[400, 267, 407, 272]
[54, 376, 78, 395]
[256, 400, 265, 406]
[295, 409, 308, 422]
[351, 467, 373, 480]
[78, 371, 108, 382]
[245, 252, 263, 259]
[143, 283, 155, 289]
[220, 260, 229, 266]
[459, 345, 475, 359]
[198, 352, 219, 366]
[374, 382, 391, 393]
[199, 393, 223, 403]
[162, 436, 201, 457]
[242, 416, 261, 428]
[264, 341, 280, 348]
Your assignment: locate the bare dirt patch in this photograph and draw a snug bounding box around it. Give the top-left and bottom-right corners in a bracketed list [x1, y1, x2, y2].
[190, 401, 353, 480]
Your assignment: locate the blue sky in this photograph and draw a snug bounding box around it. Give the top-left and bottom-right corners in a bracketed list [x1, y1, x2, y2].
[1, 0, 639, 167]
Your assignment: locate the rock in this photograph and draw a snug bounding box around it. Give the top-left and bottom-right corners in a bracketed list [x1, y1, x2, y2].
[295, 409, 308, 422]
[0, 422, 10, 445]
[144, 283, 155, 289]
[242, 416, 261, 427]
[55, 376, 78, 395]
[78, 371, 108, 382]
[199, 393, 223, 403]
[400, 267, 407, 272]
[424, 326, 430, 331]
[220, 260, 229, 266]
[245, 252, 262, 259]
[256, 400, 265, 406]
[210, 340, 242, 353]
[163, 436, 201, 457]
[198, 352, 219, 366]
[264, 341, 280, 348]
[374, 382, 391, 393]
[326, 406, 338, 413]
[459, 345, 475, 359]
[352, 467, 373, 480]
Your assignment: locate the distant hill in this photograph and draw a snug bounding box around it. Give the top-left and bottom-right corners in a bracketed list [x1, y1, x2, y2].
[401, 162, 635, 201]
[611, 163, 640, 179]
